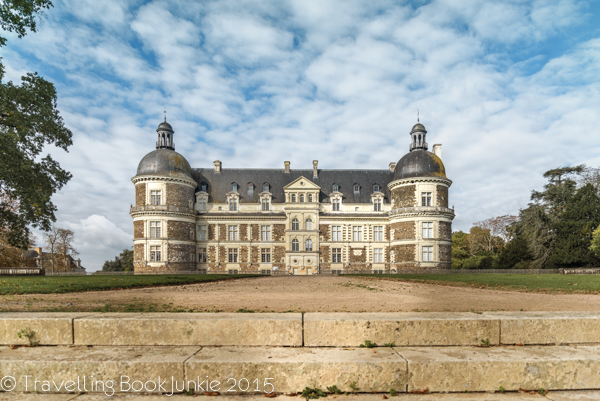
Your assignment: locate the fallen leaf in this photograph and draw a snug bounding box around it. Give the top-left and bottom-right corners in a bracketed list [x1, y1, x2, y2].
[264, 393, 277, 398]
[409, 389, 429, 394]
[382, 396, 388, 399]
[204, 392, 220, 396]
[286, 393, 297, 397]
[9, 345, 20, 350]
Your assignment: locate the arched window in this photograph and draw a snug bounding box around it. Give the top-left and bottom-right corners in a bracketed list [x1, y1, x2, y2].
[291, 194, 296, 202]
[263, 183, 269, 192]
[308, 194, 313, 202]
[292, 218, 299, 230]
[305, 239, 313, 252]
[305, 218, 313, 231]
[232, 183, 238, 192]
[332, 183, 339, 192]
[292, 239, 299, 251]
[300, 194, 304, 202]
[247, 183, 253, 195]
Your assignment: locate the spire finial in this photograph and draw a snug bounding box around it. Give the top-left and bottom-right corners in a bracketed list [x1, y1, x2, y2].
[417, 109, 420, 123]
[164, 107, 167, 122]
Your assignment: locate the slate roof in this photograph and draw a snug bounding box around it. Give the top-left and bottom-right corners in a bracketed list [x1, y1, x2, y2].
[191, 169, 393, 204]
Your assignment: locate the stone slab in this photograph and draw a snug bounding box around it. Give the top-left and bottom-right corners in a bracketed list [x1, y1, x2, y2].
[545, 390, 600, 400]
[71, 394, 545, 400]
[185, 346, 407, 393]
[304, 313, 500, 347]
[0, 313, 90, 345]
[73, 313, 302, 346]
[0, 345, 199, 393]
[484, 312, 600, 345]
[399, 345, 600, 392]
[0, 395, 80, 401]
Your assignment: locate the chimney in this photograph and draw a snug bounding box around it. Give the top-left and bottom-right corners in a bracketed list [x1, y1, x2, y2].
[284, 161, 290, 173]
[213, 160, 222, 173]
[389, 162, 396, 172]
[313, 160, 318, 179]
[433, 144, 442, 159]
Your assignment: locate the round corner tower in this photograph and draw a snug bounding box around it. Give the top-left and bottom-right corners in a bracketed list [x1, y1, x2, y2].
[387, 122, 454, 270]
[131, 120, 198, 273]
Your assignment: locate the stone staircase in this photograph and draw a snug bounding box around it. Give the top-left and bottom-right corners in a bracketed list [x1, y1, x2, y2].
[1, 312, 600, 399]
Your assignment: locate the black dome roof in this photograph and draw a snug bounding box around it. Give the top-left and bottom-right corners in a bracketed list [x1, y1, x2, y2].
[157, 121, 173, 132]
[394, 149, 446, 180]
[136, 148, 192, 180]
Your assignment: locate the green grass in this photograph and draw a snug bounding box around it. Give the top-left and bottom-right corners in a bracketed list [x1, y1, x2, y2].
[0, 274, 260, 295]
[354, 273, 600, 294]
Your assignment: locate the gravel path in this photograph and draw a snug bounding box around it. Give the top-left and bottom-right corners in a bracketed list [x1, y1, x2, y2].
[2, 276, 600, 312]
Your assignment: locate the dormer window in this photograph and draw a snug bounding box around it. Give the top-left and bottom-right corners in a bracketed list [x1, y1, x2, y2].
[263, 184, 269, 192]
[332, 183, 339, 192]
[201, 183, 208, 191]
[247, 183, 253, 196]
[261, 198, 270, 211]
[373, 198, 382, 211]
[300, 194, 305, 202]
[332, 199, 340, 211]
[229, 200, 237, 211]
[354, 184, 360, 195]
[232, 183, 238, 192]
[373, 184, 380, 193]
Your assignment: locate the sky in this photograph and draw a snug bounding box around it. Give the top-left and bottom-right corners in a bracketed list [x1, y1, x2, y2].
[2, 0, 600, 271]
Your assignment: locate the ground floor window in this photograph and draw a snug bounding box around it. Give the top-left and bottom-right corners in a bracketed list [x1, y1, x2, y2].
[373, 270, 384, 274]
[422, 246, 433, 262]
[332, 248, 342, 263]
[197, 268, 207, 274]
[331, 270, 343, 274]
[198, 248, 207, 263]
[228, 248, 238, 263]
[261, 248, 271, 263]
[373, 248, 383, 263]
[261, 269, 271, 275]
[150, 245, 161, 261]
[228, 269, 238, 274]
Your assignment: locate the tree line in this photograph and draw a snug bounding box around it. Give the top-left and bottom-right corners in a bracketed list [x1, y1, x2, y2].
[452, 166, 600, 269]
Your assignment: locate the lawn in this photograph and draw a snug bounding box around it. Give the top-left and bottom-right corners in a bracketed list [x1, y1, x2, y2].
[357, 273, 600, 294]
[0, 274, 260, 295]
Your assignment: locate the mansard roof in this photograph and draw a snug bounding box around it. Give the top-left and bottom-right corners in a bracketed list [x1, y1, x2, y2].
[191, 168, 393, 204]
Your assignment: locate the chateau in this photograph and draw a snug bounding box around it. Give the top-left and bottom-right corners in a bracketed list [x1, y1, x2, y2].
[131, 120, 454, 274]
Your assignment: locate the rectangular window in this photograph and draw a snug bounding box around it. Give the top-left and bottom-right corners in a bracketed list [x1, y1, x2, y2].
[261, 199, 270, 211]
[374, 226, 383, 241]
[352, 226, 362, 242]
[247, 184, 253, 196]
[150, 245, 161, 261]
[421, 192, 432, 207]
[198, 225, 207, 241]
[228, 225, 239, 241]
[422, 222, 433, 239]
[229, 269, 238, 274]
[332, 226, 342, 241]
[229, 201, 237, 211]
[261, 225, 271, 241]
[150, 190, 161, 205]
[373, 199, 382, 211]
[373, 248, 383, 263]
[228, 248, 238, 263]
[198, 248, 207, 263]
[261, 248, 271, 263]
[150, 221, 161, 238]
[422, 246, 433, 262]
[332, 200, 340, 211]
[332, 248, 342, 263]
[261, 269, 270, 275]
[354, 185, 360, 194]
[198, 199, 206, 211]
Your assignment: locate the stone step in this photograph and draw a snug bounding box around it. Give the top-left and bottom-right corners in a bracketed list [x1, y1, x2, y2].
[1, 345, 600, 394]
[1, 312, 600, 347]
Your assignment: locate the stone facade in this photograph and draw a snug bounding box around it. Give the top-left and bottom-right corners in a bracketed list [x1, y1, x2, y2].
[131, 119, 454, 274]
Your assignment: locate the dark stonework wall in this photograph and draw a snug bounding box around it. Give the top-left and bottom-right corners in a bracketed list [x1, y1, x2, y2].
[135, 183, 146, 206]
[439, 244, 451, 263]
[391, 185, 415, 209]
[168, 243, 195, 264]
[240, 224, 248, 241]
[437, 185, 449, 208]
[439, 221, 452, 240]
[319, 225, 329, 241]
[391, 222, 415, 240]
[320, 245, 330, 263]
[166, 183, 194, 208]
[274, 246, 286, 267]
[133, 221, 144, 239]
[208, 224, 216, 241]
[251, 246, 259, 263]
[273, 224, 285, 241]
[219, 246, 226, 263]
[133, 244, 145, 270]
[167, 220, 195, 241]
[218, 224, 226, 241]
[251, 224, 259, 241]
[349, 247, 366, 263]
[392, 244, 415, 262]
[241, 246, 249, 263]
[208, 246, 217, 269]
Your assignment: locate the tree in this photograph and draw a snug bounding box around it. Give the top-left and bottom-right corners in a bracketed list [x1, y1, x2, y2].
[43, 226, 77, 272]
[102, 249, 133, 272]
[0, 0, 72, 249]
[547, 184, 600, 268]
[496, 235, 532, 269]
[590, 225, 600, 259]
[451, 231, 469, 269]
[466, 226, 503, 256]
[474, 215, 518, 244]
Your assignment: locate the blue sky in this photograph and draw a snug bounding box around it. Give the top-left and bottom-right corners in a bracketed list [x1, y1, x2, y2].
[2, 0, 600, 271]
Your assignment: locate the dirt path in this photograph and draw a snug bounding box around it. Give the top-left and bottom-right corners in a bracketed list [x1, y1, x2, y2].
[2, 276, 600, 312]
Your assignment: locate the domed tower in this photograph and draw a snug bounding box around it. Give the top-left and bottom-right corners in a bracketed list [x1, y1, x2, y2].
[131, 119, 198, 273]
[387, 122, 454, 270]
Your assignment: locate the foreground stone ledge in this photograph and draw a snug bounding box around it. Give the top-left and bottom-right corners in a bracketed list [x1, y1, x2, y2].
[71, 394, 546, 400]
[483, 312, 600, 345]
[185, 346, 407, 393]
[304, 313, 500, 347]
[73, 313, 302, 346]
[400, 345, 600, 392]
[545, 390, 600, 400]
[1, 394, 80, 401]
[0, 345, 199, 393]
[0, 313, 91, 345]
